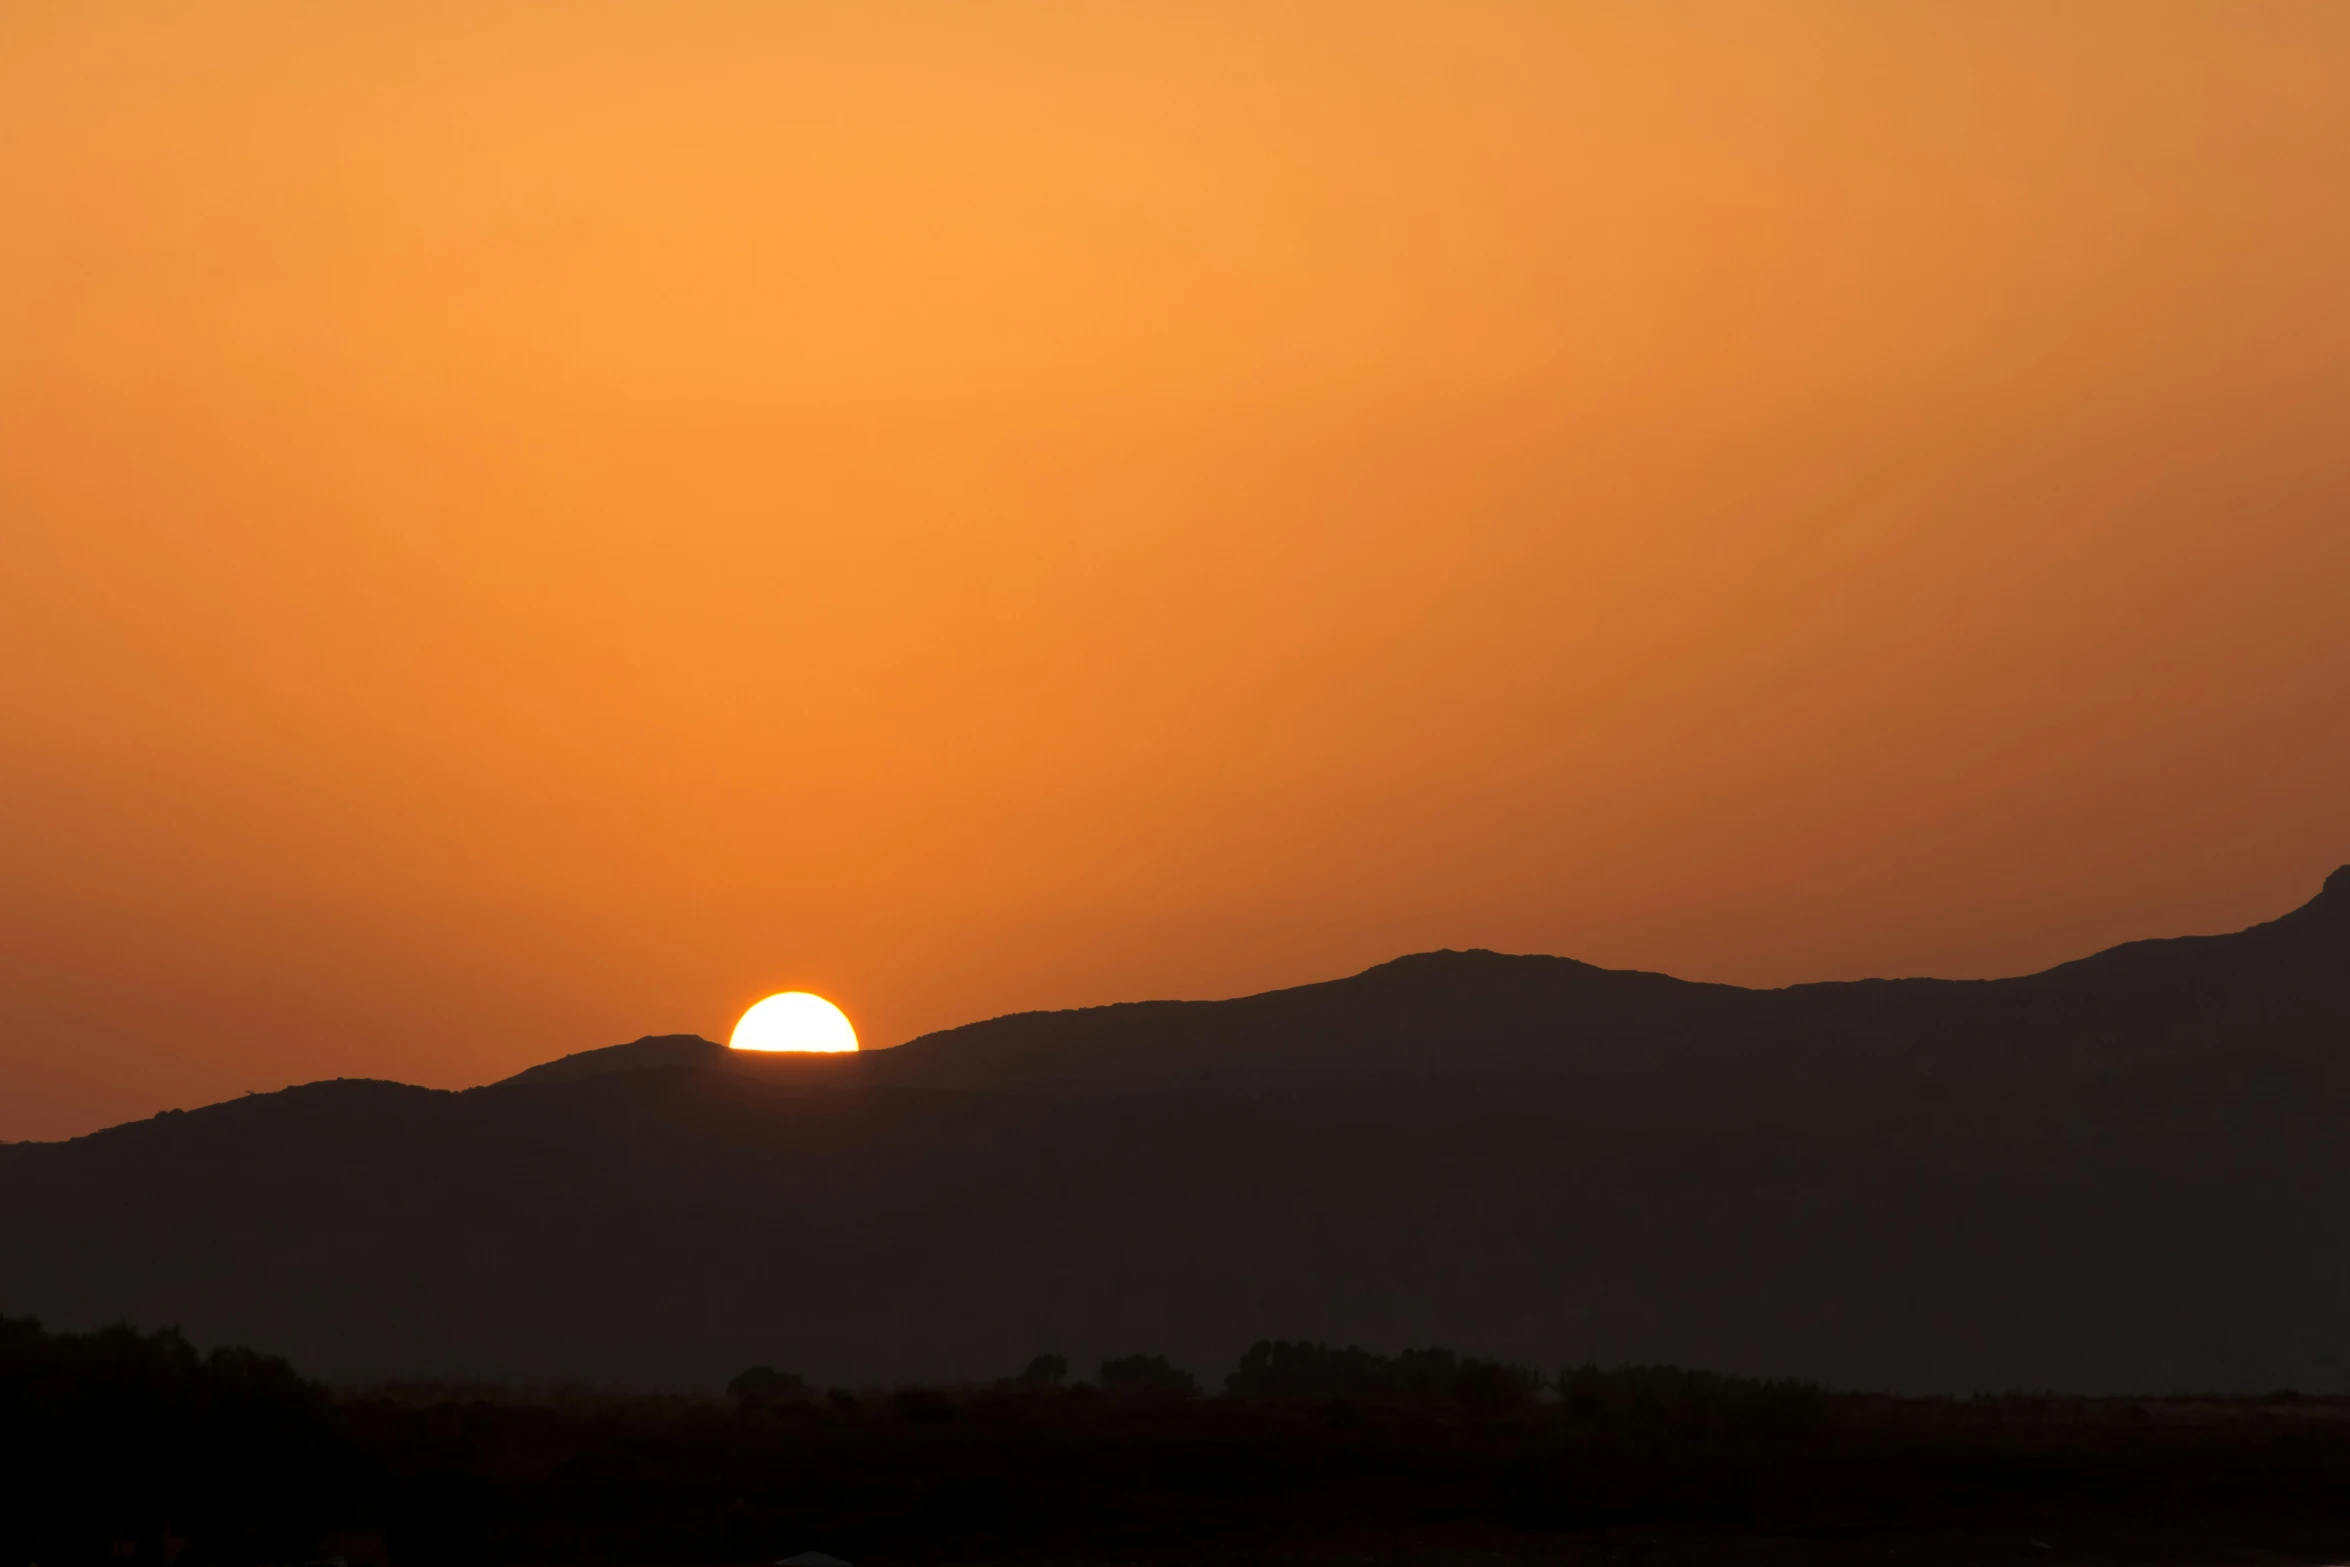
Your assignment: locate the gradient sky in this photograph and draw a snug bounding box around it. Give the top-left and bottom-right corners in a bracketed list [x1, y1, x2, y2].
[4, 2, 2347, 1141]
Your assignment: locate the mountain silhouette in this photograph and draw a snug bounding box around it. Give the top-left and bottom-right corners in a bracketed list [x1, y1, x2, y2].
[3, 869, 2345, 1394]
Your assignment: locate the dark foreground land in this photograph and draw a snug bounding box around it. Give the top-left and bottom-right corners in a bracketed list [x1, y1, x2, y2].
[10, 1320, 2350, 1567]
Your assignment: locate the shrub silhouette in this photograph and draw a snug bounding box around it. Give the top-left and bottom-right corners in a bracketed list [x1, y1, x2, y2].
[0, 1314, 354, 1566]
[1098, 1353, 1198, 1396]
[727, 1364, 809, 1407]
[1455, 1355, 1541, 1414]
[1552, 1363, 1827, 1442]
[894, 1386, 959, 1423]
[1225, 1339, 1537, 1409]
[13, 1314, 2342, 1561]
[1013, 1353, 1067, 1389]
[387, 1470, 500, 1567]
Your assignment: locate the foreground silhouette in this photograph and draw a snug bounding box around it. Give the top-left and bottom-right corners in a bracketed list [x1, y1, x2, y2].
[2, 868, 2346, 1392]
[0, 1317, 354, 1566]
[10, 1317, 2350, 1566]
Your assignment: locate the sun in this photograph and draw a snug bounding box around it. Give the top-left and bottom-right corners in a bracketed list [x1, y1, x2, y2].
[729, 992, 859, 1053]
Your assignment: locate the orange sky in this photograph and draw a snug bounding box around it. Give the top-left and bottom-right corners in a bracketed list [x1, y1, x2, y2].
[3, 2, 2347, 1140]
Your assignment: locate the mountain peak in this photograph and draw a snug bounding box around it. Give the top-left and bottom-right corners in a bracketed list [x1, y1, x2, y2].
[2275, 864, 2350, 931]
[492, 1033, 727, 1090]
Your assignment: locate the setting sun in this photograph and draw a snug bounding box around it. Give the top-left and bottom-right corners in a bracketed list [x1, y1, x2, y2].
[728, 992, 858, 1054]
[5, 7, 2350, 1549]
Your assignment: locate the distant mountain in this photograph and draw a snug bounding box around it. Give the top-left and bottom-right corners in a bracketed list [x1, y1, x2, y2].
[3, 869, 2345, 1395]
[496, 1032, 732, 1087]
[869, 864, 2350, 1089]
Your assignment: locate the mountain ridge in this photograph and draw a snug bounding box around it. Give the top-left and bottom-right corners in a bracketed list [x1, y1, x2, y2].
[408, 862, 2346, 1104]
[2, 867, 2343, 1394]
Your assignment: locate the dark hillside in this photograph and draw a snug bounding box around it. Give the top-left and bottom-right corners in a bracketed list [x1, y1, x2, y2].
[874, 864, 2350, 1091]
[0, 869, 2343, 1392]
[861, 952, 1763, 1087]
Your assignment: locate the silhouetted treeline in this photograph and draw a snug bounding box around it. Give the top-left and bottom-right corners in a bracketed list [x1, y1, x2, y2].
[1009, 1352, 1065, 1388]
[0, 1316, 357, 1567]
[1552, 1362, 1829, 1440]
[16, 1324, 2350, 1565]
[726, 1363, 808, 1406]
[1097, 1352, 1199, 1396]
[328, 1365, 2350, 1564]
[1225, 1338, 1540, 1410]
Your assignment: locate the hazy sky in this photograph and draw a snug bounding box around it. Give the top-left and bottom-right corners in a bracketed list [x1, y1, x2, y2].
[4, 2, 2346, 1140]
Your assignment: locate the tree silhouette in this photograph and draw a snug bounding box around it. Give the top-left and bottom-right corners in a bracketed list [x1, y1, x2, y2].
[1014, 1353, 1067, 1389]
[1098, 1353, 1198, 1396]
[0, 1315, 354, 1566]
[727, 1364, 809, 1407]
[1225, 1339, 1536, 1408]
